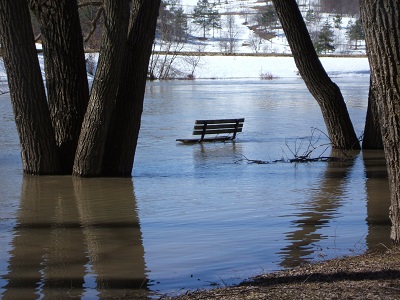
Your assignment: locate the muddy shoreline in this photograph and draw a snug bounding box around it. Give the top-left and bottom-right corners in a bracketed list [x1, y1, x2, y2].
[163, 248, 400, 299]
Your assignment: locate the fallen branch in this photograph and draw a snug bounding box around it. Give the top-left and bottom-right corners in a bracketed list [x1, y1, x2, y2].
[237, 128, 354, 165]
[289, 156, 341, 163]
[235, 155, 270, 164]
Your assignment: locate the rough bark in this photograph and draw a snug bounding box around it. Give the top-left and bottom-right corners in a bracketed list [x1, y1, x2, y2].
[73, 0, 130, 177]
[0, 0, 60, 174]
[102, 0, 161, 176]
[29, 0, 90, 174]
[362, 78, 384, 149]
[360, 0, 400, 245]
[271, 0, 360, 150]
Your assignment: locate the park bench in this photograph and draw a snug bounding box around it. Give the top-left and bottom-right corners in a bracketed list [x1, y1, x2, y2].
[176, 118, 244, 143]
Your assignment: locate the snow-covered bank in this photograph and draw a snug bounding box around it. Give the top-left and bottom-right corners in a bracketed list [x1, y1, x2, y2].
[186, 55, 370, 79]
[0, 54, 370, 84]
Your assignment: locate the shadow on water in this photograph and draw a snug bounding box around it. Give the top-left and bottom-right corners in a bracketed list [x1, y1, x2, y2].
[2, 176, 148, 299]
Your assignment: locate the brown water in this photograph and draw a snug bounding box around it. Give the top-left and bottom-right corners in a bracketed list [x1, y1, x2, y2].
[0, 77, 391, 298]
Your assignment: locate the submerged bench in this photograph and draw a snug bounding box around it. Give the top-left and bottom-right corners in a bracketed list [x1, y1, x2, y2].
[176, 118, 244, 143]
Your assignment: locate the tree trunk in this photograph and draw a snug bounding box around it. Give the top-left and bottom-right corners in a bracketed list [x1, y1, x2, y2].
[29, 0, 90, 174]
[73, 0, 130, 177]
[271, 0, 360, 150]
[0, 0, 60, 174]
[362, 78, 383, 149]
[360, 0, 400, 245]
[103, 0, 161, 176]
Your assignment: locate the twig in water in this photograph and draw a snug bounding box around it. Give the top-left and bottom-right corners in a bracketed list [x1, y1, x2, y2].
[235, 155, 270, 164]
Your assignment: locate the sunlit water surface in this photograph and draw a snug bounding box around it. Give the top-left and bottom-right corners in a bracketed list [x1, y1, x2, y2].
[0, 77, 391, 299]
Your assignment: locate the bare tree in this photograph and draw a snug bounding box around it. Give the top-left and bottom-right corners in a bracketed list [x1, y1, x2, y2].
[30, 0, 90, 174]
[271, 0, 360, 150]
[103, 0, 161, 176]
[183, 43, 206, 78]
[248, 32, 263, 53]
[0, 0, 161, 177]
[73, 0, 130, 177]
[360, 0, 400, 245]
[0, 0, 60, 174]
[221, 13, 239, 53]
[362, 78, 383, 149]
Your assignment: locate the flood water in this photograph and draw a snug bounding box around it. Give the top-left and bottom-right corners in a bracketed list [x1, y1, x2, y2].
[0, 77, 391, 299]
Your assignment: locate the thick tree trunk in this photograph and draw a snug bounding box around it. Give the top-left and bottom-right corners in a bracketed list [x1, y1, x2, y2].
[29, 0, 89, 174]
[103, 0, 161, 176]
[0, 0, 60, 174]
[271, 0, 360, 150]
[360, 0, 400, 245]
[362, 78, 383, 149]
[73, 0, 130, 177]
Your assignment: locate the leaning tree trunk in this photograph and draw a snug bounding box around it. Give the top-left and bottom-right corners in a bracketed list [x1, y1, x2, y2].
[362, 77, 383, 149]
[29, 0, 90, 174]
[103, 0, 161, 176]
[0, 0, 60, 174]
[360, 0, 400, 245]
[73, 0, 130, 177]
[271, 0, 360, 150]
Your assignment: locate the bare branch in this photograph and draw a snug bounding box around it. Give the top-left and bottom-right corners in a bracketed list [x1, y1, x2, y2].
[78, 1, 103, 8]
[83, 5, 104, 43]
[34, 33, 41, 43]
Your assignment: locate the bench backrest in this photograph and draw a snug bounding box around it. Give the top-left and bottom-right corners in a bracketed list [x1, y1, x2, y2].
[193, 118, 244, 141]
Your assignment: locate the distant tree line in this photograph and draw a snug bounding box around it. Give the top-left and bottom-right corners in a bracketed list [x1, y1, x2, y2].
[27, 0, 365, 56]
[320, 0, 359, 15]
[185, 0, 364, 54]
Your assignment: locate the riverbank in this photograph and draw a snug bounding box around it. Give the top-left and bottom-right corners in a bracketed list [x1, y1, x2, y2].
[164, 248, 400, 299]
[162, 54, 370, 79]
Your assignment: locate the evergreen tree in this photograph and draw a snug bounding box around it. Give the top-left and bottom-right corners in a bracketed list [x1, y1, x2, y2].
[208, 8, 221, 38]
[315, 20, 335, 54]
[347, 18, 364, 49]
[333, 14, 342, 29]
[304, 9, 317, 27]
[258, 4, 278, 30]
[192, 0, 211, 38]
[304, 8, 318, 42]
[174, 6, 188, 41]
[157, 1, 188, 42]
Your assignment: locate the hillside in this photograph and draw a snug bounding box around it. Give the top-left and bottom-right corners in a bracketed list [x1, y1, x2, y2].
[161, 0, 365, 55]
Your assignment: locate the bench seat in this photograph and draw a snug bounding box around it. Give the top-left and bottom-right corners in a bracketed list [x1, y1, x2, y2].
[176, 118, 244, 143]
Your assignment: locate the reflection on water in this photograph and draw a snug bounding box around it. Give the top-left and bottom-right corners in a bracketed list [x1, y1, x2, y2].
[0, 77, 392, 298]
[279, 150, 359, 268]
[2, 176, 147, 299]
[363, 150, 392, 248]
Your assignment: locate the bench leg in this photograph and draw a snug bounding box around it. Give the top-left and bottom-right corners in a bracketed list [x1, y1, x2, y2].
[200, 122, 207, 142]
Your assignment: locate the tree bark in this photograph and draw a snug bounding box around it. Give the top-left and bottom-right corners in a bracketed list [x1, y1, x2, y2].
[362, 78, 383, 149]
[29, 0, 90, 174]
[271, 0, 360, 150]
[102, 0, 161, 176]
[73, 0, 130, 177]
[0, 0, 60, 174]
[360, 0, 400, 245]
